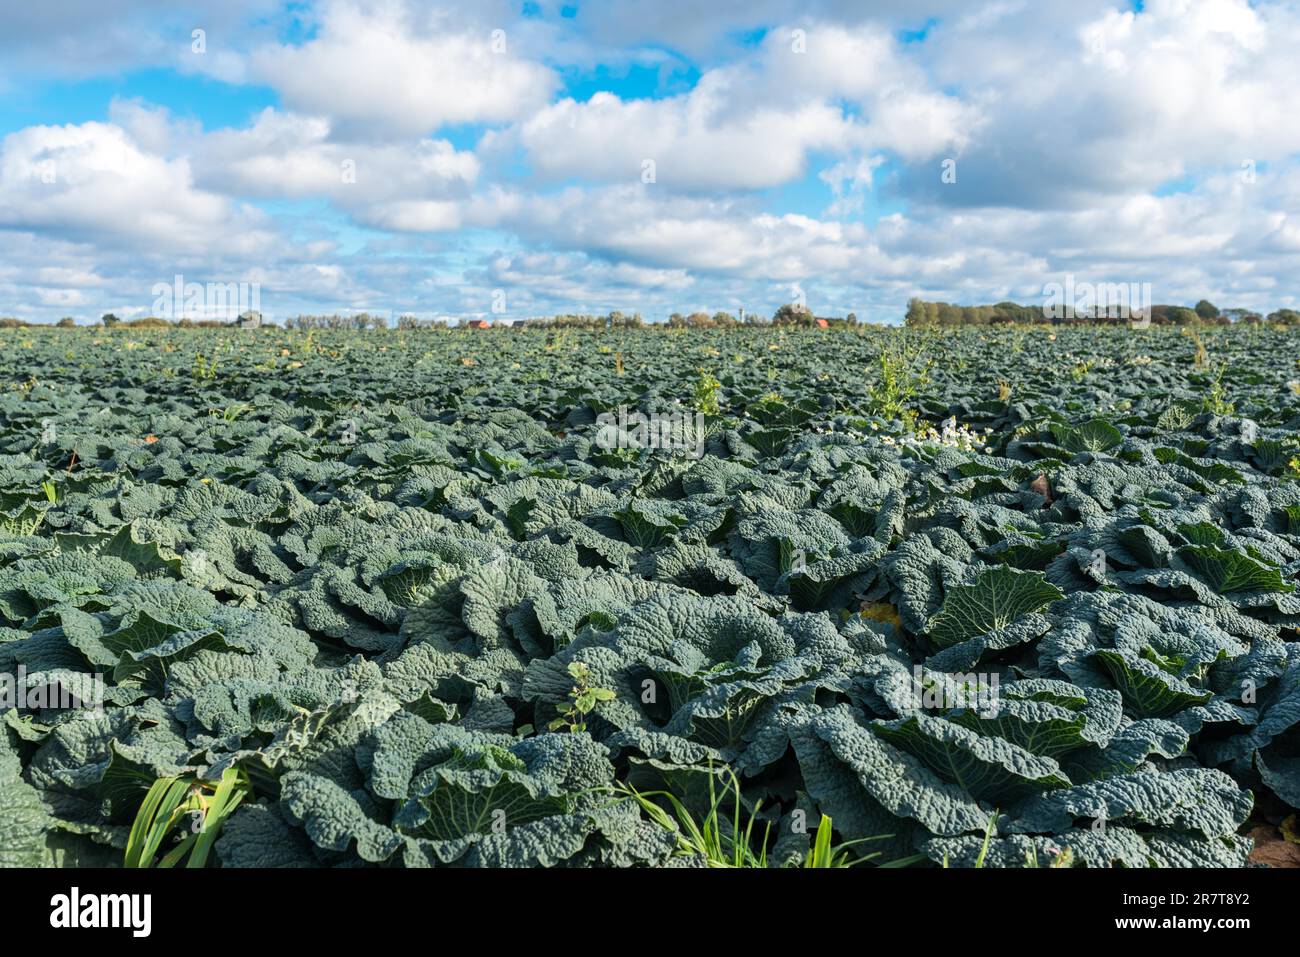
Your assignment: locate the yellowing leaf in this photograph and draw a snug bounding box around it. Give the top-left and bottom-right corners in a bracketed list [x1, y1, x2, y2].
[861, 601, 902, 631]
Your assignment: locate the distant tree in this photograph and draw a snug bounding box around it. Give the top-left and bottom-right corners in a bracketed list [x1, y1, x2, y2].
[56, 317, 76, 328]
[772, 303, 815, 327]
[608, 311, 643, 328]
[990, 301, 1026, 324]
[1165, 306, 1200, 326]
[100, 313, 120, 328]
[846, 312, 858, 324]
[1268, 309, 1300, 326]
[1194, 300, 1219, 321]
[936, 303, 963, 326]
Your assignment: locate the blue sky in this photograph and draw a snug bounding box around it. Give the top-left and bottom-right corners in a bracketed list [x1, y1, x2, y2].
[1, 0, 1298, 324]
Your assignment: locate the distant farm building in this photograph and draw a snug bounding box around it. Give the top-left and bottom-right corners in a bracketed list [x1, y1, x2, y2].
[238, 311, 262, 329]
[467, 319, 492, 329]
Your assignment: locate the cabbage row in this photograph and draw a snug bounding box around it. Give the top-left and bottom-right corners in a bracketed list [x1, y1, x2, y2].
[2, 324, 1298, 868]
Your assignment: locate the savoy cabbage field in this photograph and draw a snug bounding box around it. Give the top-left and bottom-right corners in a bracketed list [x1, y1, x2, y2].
[2, 323, 1299, 869]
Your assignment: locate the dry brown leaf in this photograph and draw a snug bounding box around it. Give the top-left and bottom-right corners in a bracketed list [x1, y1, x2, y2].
[1246, 825, 1300, 868]
[860, 601, 902, 632]
[1282, 814, 1300, 844]
[1030, 473, 1053, 504]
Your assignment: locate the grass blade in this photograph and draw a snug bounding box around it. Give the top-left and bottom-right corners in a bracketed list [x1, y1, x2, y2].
[973, 808, 999, 869]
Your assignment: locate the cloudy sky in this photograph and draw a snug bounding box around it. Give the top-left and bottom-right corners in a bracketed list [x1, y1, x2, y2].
[1, 0, 1298, 324]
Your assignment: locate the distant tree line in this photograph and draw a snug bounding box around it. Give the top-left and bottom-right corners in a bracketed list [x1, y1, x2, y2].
[395, 315, 450, 330]
[902, 297, 1295, 327]
[17, 313, 263, 329]
[394, 305, 861, 330]
[660, 304, 858, 328]
[10, 299, 1297, 330]
[520, 311, 645, 329]
[285, 313, 387, 330]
